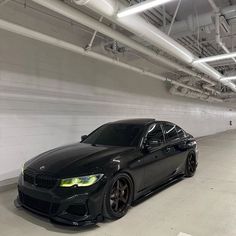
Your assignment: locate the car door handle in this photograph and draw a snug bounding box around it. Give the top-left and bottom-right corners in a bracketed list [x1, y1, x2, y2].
[165, 147, 171, 153]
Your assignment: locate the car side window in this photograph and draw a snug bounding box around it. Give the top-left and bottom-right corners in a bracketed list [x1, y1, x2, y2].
[176, 126, 186, 138]
[146, 123, 164, 145]
[163, 123, 179, 142]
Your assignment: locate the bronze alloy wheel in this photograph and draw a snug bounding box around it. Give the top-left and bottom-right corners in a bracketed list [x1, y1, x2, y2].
[110, 178, 130, 214]
[103, 173, 133, 220]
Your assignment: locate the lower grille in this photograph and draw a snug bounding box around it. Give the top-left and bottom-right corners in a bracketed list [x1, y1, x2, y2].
[67, 204, 87, 216]
[19, 191, 59, 215]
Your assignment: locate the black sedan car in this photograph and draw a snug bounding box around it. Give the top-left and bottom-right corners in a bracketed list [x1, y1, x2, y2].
[16, 119, 198, 226]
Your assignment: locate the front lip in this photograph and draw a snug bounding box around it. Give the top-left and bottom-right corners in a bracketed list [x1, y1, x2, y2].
[15, 194, 101, 226]
[16, 173, 108, 226]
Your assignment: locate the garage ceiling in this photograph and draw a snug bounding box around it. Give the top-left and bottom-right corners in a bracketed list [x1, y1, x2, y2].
[2, 0, 236, 102]
[126, 0, 236, 77]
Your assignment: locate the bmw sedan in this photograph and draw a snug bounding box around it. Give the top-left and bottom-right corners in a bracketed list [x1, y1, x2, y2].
[16, 119, 198, 226]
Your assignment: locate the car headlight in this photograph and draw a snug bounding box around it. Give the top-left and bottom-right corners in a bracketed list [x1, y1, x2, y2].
[60, 174, 104, 188]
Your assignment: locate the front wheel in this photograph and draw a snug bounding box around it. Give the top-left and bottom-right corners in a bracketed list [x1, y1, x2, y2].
[185, 152, 197, 177]
[103, 173, 133, 220]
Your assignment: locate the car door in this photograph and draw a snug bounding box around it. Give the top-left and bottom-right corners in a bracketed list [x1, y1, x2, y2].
[141, 122, 171, 190]
[162, 123, 187, 177]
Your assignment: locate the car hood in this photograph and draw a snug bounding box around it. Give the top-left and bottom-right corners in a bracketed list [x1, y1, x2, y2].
[25, 143, 133, 178]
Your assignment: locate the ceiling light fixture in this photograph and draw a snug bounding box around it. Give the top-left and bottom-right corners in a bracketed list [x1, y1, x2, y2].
[193, 51, 236, 64]
[220, 76, 236, 81]
[117, 0, 176, 18]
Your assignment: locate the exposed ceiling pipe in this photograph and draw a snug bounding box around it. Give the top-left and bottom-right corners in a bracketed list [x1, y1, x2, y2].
[208, 0, 219, 12]
[29, 0, 178, 71]
[207, 0, 236, 65]
[72, 0, 196, 63]
[179, 75, 222, 96]
[159, 7, 236, 38]
[203, 84, 221, 95]
[85, 16, 103, 51]
[31, 0, 216, 87]
[220, 92, 235, 96]
[222, 5, 236, 19]
[167, 0, 182, 36]
[170, 85, 224, 102]
[158, 4, 236, 38]
[162, 5, 167, 33]
[72, 0, 236, 92]
[0, 19, 213, 99]
[215, 11, 236, 63]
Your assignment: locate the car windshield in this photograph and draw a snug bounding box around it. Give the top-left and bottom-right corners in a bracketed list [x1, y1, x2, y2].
[82, 123, 144, 147]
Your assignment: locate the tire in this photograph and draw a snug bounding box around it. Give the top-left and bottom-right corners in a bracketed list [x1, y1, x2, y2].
[185, 152, 197, 177]
[103, 173, 133, 220]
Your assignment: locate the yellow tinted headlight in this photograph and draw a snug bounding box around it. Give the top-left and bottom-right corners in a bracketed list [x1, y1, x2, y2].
[60, 174, 103, 188]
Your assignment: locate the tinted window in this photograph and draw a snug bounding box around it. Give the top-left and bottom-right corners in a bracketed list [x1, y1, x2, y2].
[83, 123, 144, 147]
[176, 126, 185, 138]
[146, 123, 164, 143]
[163, 124, 179, 141]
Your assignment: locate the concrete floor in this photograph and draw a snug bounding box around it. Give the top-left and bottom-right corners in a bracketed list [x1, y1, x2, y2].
[0, 130, 236, 236]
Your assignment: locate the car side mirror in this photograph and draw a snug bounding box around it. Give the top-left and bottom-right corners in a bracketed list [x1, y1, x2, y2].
[81, 135, 88, 141]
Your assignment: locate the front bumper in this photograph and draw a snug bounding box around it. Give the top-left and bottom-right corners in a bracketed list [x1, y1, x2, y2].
[16, 174, 107, 226]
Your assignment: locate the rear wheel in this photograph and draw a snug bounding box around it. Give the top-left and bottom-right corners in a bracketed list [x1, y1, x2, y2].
[103, 173, 133, 220]
[185, 152, 197, 177]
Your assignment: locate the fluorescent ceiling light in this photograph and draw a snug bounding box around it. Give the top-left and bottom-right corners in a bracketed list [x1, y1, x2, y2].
[221, 76, 236, 81]
[193, 51, 236, 64]
[117, 0, 176, 18]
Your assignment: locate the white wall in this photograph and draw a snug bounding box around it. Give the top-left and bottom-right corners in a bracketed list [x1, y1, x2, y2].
[0, 2, 236, 181]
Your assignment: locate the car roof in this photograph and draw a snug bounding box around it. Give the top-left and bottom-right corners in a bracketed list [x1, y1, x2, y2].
[110, 119, 178, 126]
[111, 118, 155, 125]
